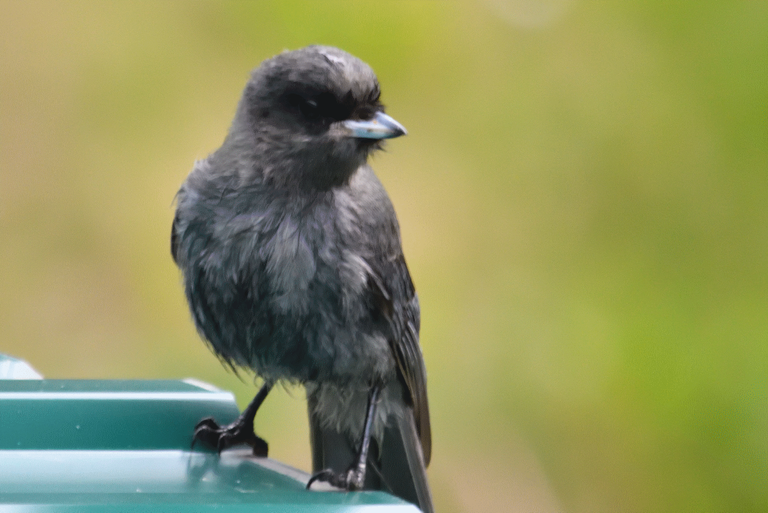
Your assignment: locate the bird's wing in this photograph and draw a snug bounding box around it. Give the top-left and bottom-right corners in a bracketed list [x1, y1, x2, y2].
[368, 253, 431, 466]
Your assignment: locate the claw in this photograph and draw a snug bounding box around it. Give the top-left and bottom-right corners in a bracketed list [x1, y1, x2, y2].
[306, 466, 364, 491]
[306, 469, 336, 489]
[191, 417, 221, 450]
[191, 416, 268, 457]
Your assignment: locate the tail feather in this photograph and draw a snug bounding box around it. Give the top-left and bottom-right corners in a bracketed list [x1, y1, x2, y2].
[378, 412, 434, 513]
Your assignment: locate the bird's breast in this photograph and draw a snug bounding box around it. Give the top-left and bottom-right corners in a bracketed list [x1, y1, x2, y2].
[252, 199, 372, 321]
[262, 215, 318, 315]
[182, 188, 394, 384]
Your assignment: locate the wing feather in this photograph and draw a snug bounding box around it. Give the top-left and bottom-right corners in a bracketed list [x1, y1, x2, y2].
[368, 253, 431, 465]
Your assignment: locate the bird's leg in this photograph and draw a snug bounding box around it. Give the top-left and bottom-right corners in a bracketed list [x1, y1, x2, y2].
[192, 381, 273, 456]
[307, 385, 380, 491]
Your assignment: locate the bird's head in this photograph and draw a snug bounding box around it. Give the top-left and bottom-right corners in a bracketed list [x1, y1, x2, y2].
[229, 46, 406, 190]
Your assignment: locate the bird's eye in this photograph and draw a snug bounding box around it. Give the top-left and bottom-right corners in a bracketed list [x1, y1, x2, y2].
[284, 91, 353, 124]
[285, 93, 320, 121]
[300, 99, 320, 120]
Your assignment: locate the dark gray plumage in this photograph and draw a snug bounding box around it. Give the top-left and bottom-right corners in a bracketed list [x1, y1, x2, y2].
[171, 46, 432, 512]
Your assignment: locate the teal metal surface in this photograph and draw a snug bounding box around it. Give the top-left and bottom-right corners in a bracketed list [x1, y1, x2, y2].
[0, 449, 413, 511]
[0, 379, 239, 450]
[0, 375, 418, 512]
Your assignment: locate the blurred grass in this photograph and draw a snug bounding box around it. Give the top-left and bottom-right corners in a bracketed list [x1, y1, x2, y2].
[1, 1, 767, 512]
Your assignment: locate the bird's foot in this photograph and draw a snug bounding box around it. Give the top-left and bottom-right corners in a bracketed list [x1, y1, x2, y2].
[306, 464, 366, 491]
[192, 416, 268, 457]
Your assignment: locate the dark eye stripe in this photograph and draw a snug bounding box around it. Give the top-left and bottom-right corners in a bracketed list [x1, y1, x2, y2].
[314, 92, 353, 121]
[282, 87, 382, 124]
[284, 91, 354, 123]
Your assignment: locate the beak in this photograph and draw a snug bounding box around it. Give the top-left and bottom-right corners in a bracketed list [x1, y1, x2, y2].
[342, 111, 407, 139]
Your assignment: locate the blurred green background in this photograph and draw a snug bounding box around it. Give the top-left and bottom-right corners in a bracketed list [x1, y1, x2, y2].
[1, 1, 766, 511]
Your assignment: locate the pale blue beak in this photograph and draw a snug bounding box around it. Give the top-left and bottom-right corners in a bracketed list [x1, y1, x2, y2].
[342, 111, 407, 139]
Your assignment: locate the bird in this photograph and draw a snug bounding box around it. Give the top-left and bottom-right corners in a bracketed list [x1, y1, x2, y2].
[171, 45, 432, 512]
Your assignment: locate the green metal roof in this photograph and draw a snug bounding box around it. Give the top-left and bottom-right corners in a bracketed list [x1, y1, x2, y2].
[0, 355, 418, 512]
